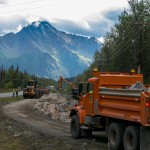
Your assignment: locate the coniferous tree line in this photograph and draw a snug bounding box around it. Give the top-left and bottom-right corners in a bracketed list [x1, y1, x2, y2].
[81, 0, 150, 83]
[0, 65, 56, 89]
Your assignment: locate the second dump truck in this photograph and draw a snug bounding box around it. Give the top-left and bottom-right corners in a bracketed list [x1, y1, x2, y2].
[70, 69, 150, 150]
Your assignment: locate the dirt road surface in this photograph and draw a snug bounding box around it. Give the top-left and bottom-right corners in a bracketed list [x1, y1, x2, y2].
[2, 99, 108, 150]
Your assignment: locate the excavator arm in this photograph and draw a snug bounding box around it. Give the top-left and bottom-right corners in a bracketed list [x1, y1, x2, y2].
[58, 76, 75, 90]
[58, 76, 78, 99]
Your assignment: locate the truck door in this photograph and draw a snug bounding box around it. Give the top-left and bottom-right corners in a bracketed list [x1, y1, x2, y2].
[79, 82, 94, 115]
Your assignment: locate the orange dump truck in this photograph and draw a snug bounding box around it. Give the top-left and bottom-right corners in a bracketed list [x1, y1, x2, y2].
[70, 69, 150, 150]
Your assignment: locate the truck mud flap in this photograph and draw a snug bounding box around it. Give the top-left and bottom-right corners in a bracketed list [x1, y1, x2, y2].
[140, 125, 150, 150]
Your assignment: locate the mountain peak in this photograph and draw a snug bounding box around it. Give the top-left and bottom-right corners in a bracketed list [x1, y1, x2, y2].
[0, 20, 101, 80]
[31, 21, 57, 31]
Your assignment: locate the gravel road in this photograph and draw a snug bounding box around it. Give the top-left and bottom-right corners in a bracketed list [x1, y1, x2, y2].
[2, 99, 108, 150]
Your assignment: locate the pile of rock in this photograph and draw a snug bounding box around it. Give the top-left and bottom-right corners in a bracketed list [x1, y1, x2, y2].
[33, 93, 78, 123]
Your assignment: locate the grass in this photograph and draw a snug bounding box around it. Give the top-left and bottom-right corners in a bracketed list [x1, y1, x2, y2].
[0, 96, 23, 103]
[0, 89, 14, 93]
[0, 96, 27, 150]
[0, 130, 26, 150]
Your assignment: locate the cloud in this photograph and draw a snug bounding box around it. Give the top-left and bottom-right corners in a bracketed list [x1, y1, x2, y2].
[0, 0, 8, 4]
[0, 15, 28, 35]
[103, 9, 122, 23]
[51, 19, 106, 38]
[0, 8, 122, 38]
[51, 9, 122, 38]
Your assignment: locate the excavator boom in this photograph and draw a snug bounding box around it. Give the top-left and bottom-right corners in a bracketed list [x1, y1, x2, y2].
[58, 76, 75, 89]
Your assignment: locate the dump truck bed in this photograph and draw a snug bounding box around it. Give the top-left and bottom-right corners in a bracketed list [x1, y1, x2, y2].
[98, 87, 150, 126]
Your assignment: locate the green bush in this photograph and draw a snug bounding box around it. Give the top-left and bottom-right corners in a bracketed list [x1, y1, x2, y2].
[5, 81, 14, 89]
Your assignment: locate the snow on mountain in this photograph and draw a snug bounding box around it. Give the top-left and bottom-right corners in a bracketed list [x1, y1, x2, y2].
[0, 21, 101, 80]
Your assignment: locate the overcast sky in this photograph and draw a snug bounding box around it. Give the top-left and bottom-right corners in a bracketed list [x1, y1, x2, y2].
[0, 0, 129, 40]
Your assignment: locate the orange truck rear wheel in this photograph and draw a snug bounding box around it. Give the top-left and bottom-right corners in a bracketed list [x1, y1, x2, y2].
[123, 126, 140, 150]
[108, 123, 124, 150]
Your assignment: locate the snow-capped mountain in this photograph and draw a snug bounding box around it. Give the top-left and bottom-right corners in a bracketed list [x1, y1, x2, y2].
[0, 21, 101, 80]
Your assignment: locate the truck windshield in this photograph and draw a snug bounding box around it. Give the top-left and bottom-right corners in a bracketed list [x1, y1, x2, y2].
[79, 82, 93, 94]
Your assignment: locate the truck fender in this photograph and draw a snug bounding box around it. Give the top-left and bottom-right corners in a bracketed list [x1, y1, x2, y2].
[70, 107, 85, 124]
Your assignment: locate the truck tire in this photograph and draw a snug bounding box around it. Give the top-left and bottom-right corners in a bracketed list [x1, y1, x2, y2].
[108, 123, 124, 150]
[70, 115, 81, 139]
[39, 91, 43, 98]
[123, 126, 140, 150]
[35, 90, 39, 99]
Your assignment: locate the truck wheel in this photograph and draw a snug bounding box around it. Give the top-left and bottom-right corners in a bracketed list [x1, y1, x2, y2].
[123, 126, 140, 150]
[35, 90, 39, 99]
[39, 91, 43, 98]
[108, 123, 124, 150]
[70, 115, 81, 139]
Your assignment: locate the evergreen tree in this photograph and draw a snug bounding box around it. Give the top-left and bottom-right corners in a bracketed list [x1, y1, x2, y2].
[90, 0, 150, 83]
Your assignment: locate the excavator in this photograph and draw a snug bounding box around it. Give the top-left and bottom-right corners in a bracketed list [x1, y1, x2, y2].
[58, 76, 78, 99]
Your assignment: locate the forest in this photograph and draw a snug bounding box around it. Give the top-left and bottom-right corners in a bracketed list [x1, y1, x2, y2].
[0, 65, 55, 90]
[82, 0, 150, 83]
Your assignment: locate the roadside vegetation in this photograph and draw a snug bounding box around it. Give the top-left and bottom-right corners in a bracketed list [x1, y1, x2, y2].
[0, 65, 56, 91]
[0, 96, 23, 103]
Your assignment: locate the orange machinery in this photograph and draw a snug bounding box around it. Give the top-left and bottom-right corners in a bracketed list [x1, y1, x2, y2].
[58, 76, 78, 99]
[69, 69, 150, 150]
[23, 80, 49, 99]
[58, 76, 75, 89]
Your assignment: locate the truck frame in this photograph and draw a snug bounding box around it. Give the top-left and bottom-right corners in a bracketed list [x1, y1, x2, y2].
[69, 69, 150, 150]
